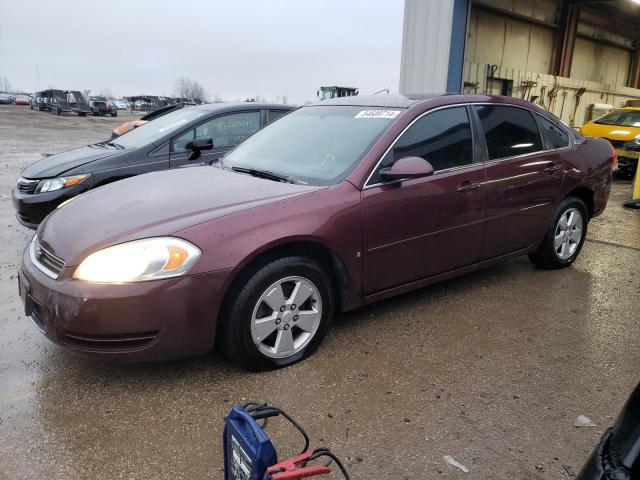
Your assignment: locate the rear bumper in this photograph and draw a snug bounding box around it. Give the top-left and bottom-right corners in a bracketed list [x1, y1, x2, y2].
[20, 245, 233, 362]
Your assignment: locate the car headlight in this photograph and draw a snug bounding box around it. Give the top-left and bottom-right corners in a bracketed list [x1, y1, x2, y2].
[73, 237, 201, 283]
[37, 174, 89, 193]
[634, 134, 640, 144]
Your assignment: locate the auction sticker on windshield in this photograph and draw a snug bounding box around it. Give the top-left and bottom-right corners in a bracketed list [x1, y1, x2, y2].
[355, 110, 400, 119]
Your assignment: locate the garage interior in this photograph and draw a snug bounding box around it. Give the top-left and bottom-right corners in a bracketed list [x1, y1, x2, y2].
[464, 0, 640, 126]
[1, 2, 640, 480]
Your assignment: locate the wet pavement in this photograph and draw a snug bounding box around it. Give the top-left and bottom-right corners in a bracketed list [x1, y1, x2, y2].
[1, 105, 639, 479]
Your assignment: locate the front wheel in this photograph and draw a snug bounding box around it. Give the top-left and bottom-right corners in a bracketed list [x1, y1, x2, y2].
[528, 197, 588, 269]
[218, 256, 334, 370]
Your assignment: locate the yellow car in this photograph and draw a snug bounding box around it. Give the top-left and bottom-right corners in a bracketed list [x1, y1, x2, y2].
[580, 107, 640, 177]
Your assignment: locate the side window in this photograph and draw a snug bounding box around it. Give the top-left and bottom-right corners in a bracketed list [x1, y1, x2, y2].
[172, 129, 195, 153]
[151, 142, 170, 156]
[371, 107, 474, 184]
[537, 115, 569, 149]
[475, 105, 543, 160]
[267, 110, 287, 124]
[195, 111, 260, 148]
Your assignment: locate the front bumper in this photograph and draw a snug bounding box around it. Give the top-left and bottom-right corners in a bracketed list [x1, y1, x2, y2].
[20, 245, 233, 361]
[12, 184, 84, 228]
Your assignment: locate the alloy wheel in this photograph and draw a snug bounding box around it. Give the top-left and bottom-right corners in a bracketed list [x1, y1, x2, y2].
[554, 207, 584, 260]
[250, 276, 323, 359]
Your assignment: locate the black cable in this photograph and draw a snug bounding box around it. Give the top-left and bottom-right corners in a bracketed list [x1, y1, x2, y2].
[309, 448, 350, 480]
[243, 402, 310, 454]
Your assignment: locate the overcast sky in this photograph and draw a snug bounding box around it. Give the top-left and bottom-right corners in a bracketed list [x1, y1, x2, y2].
[0, 0, 404, 104]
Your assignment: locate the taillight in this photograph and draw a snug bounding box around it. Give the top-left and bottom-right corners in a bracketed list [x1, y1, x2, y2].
[610, 142, 617, 169]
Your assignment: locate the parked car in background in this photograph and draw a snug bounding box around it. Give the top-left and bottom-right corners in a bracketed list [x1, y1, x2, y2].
[111, 104, 184, 138]
[0, 93, 14, 104]
[17, 94, 612, 369]
[580, 107, 640, 178]
[12, 103, 293, 227]
[14, 95, 31, 105]
[577, 381, 640, 479]
[111, 99, 129, 110]
[89, 96, 117, 117]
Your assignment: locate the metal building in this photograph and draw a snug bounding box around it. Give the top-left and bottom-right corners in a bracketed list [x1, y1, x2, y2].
[400, 0, 640, 126]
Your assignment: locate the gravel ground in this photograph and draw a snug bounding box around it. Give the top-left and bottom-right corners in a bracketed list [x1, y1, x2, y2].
[0, 104, 639, 479]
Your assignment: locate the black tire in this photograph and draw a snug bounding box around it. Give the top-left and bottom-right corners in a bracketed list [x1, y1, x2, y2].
[528, 196, 588, 269]
[111, 112, 117, 117]
[218, 255, 334, 370]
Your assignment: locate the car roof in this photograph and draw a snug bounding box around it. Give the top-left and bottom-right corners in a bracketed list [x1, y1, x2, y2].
[307, 93, 437, 108]
[305, 92, 558, 111]
[192, 102, 295, 112]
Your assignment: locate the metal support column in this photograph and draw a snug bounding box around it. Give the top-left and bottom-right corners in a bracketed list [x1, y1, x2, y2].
[553, 1, 579, 78]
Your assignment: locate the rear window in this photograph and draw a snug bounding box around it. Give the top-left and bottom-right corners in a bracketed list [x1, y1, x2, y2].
[475, 105, 543, 160]
[267, 110, 288, 123]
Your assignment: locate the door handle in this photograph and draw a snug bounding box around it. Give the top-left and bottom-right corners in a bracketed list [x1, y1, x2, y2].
[544, 164, 562, 174]
[457, 181, 481, 193]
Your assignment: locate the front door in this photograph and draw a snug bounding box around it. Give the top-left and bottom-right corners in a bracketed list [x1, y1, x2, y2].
[362, 106, 486, 294]
[169, 110, 261, 168]
[473, 105, 565, 259]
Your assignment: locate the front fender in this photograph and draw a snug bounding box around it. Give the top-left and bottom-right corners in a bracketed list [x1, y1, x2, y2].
[176, 182, 363, 308]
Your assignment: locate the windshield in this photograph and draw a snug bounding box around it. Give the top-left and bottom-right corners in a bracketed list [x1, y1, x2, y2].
[222, 106, 400, 185]
[595, 109, 640, 128]
[115, 108, 208, 149]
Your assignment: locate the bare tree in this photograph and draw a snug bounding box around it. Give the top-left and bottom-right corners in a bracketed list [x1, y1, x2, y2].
[0, 77, 13, 92]
[99, 88, 113, 99]
[82, 89, 92, 101]
[278, 94, 288, 104]
[173, 78, 207, 101]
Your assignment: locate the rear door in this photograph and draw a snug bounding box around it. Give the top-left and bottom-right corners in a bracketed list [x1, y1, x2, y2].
[361, 106, 486, 293]
[473, 105, 566, 260]
[169, 111, 261, 168]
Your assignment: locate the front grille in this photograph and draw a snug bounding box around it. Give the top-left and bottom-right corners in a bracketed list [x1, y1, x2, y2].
[606, 139, 626, 149]
[17, 177, 39, 194]
[30, 237, 65, 279]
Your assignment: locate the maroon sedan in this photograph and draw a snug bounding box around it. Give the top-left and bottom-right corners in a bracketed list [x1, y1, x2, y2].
[19, 94, 613, 369]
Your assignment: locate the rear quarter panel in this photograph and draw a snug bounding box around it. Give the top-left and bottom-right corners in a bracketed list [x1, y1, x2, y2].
[560, 136, 612, 217]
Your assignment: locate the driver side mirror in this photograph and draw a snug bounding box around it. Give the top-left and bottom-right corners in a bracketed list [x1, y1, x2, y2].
[379, 156, 435, 182]
[185, 137, 214, 160]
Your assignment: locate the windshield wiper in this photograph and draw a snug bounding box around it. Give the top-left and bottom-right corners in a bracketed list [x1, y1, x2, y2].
[231, 166, 295, 184]
[92, 141, 124, 150]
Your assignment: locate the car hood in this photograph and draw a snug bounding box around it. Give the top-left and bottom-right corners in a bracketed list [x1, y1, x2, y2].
[21, 145, 123, 178]
[38, 166, 324, 264]
[581, 122, 640, 141]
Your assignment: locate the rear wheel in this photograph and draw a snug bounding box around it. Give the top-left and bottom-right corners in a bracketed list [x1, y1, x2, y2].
[218, 256, 334, 370]
[528, 197, 588, 269]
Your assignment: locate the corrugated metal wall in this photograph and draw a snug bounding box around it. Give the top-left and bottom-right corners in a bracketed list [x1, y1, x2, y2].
[400, 0, 455, 94]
